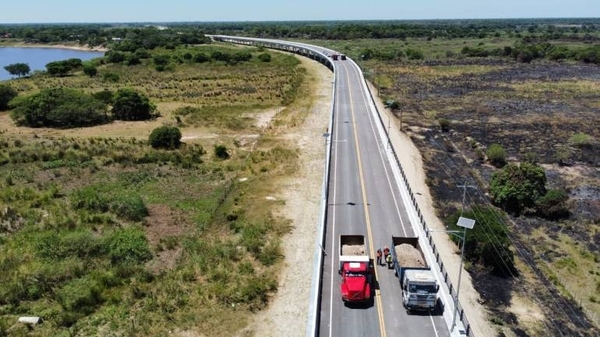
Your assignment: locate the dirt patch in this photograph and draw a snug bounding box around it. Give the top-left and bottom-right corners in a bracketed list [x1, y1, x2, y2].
[245, 107, 284, 129]
[144, 204, 190, 273]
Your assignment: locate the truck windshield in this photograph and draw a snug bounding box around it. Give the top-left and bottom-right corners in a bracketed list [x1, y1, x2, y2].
[346, 271, 366, 277]
[409, 284, 437, 293]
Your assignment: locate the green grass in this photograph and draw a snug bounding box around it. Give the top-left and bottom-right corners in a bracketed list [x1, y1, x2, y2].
[0, 42, 308, 336]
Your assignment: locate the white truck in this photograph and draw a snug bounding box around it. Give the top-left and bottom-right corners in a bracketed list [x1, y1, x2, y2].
[391, 236, 439, 312]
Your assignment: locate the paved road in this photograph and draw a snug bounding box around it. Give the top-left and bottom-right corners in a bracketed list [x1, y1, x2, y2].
[317, 59, 450, 337]
[210, 35, 454, 337]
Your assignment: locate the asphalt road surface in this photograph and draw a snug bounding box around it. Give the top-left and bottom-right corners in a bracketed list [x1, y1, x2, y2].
[317, 59, 451, 337]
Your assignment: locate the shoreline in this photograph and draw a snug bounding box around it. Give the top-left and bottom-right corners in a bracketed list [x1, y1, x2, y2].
[1, 42, 108, 52]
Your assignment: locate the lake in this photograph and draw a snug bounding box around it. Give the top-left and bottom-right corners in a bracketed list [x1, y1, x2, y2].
[0, 47, 105, 81]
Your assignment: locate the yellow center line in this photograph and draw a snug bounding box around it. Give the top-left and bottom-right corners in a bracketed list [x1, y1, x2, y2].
[345, 64, 387, 337]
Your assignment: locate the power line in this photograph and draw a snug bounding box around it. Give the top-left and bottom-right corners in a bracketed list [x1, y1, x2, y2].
[417, 128, 590, 334]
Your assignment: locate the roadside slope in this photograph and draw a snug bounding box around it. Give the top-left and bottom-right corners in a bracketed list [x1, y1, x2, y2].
[245, 56, 332, 337]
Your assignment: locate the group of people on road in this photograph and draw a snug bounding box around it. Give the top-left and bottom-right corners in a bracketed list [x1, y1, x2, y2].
[376, 246, 393, 268]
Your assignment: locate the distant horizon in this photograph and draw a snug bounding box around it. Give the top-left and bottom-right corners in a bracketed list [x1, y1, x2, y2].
[2, 16, 600, 26]
[1, 0, 598, 24]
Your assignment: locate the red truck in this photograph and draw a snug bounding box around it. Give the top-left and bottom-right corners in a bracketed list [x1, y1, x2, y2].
[331, 54, 339, 61]
[338, 235, 372, 302]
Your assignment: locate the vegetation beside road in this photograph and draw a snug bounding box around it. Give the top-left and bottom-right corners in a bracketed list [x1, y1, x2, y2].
[0, 37, 308, 336]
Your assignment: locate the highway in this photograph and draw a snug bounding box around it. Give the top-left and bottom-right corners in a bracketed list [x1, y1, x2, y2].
[211, 35, 457, 337]
[317, 59, 451, 337]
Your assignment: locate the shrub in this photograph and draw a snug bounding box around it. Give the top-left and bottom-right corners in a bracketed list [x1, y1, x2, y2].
[193, 52, 209, 63]
[133, 48, 151, 59]
[110, 193, 148, 221]
[405, 48, 424, 60]
[83, 63, 97, 77]
[153, 54, 170, 66]
[486, 143, 507, 167]
[126, 55, 141, 66]
[58, 276, 103, 314]
[106, 227, 152, 265]
[71, 185, 110, 212]
[10, 88, 109, 128]
[92, 89, 114, 105]
[112, 88, 157, 121]
[105, 51, 126, 63]
[102, 72, 120, 82]
[214, 144, 230, 159]
[536, 189, 569, 219]
[149, 125, 182, 149]
[569, 132, 593, 148]
[0, 84, 17, 111]
[438, 118, 451, 132]
[258, 53, 271, 62]
[489, 162, 547, 214]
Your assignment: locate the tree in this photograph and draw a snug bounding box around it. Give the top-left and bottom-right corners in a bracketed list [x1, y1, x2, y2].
[489, 162, 547, 214]
[10, 88, 108, 128]
[111, 88, 157, 121]
[193, 52, 209, 63]
[92, 90, 114, 105]
[0, 85, 18, 111]
[83, 64, 97, 77]
[148, 125, 182, 149]
[446, 206, 517, 277]
[46, 61, 73, 77]
[105, 51, 126, 64]
[66, 58, 83, 69]
[4, 63, 30, 78]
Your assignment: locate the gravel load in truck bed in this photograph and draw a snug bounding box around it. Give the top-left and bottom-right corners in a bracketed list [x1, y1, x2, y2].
[342, 244, 365, 256]
[395, 244, 426, 267]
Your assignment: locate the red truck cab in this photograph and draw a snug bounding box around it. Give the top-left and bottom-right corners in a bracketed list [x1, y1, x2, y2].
[339, 256, 372, 302]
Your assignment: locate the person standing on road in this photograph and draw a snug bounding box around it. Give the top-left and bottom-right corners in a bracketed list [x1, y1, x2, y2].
[376, 248, 382, 266]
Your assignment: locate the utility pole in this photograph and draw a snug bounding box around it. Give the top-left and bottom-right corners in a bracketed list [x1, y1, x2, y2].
[457, 180, 477, 216]
[452, 181, 477, 333]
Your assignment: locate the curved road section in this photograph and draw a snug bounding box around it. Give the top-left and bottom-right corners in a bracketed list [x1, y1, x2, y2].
[212, 35, 463, 337]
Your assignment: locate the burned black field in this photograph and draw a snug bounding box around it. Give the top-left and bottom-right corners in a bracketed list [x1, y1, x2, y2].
[381, 58, 600, 336]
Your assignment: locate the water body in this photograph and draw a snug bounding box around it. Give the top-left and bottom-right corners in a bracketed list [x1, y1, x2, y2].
[0, 47, 105, 81]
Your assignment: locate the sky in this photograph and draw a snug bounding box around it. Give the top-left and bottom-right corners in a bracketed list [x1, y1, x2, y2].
[0, 0, 598, 23]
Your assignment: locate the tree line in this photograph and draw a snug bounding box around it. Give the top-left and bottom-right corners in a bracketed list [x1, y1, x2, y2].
[2, 19, 599, 48]
[7, 87, 157, 128]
